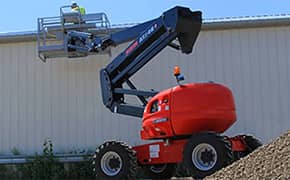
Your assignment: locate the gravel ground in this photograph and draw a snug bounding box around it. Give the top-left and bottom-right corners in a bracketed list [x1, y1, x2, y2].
[206, 130, 290, 180]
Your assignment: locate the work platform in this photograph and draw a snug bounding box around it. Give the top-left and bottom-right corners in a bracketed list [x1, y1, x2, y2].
[37, 5, 111, 62]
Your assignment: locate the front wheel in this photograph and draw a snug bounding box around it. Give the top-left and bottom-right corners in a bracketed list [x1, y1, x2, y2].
[183, 132, 233, 179]
[93, 141, 137, 179]
[141, 163, 176, 179]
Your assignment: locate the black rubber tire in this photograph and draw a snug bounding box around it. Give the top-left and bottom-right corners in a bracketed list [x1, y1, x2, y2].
[175, 163, 191, 177]
[242, 135, 263, 154]
[233, 135, 262, 160]
[141, 163, 176, 179]
[93, 141, 137, 179]
[183, 132, 233, 179]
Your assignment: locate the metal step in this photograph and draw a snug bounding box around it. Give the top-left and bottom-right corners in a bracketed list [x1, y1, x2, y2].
[38, 44, 110, 62]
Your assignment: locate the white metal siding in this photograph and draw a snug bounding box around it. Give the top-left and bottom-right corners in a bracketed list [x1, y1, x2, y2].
[0, 42, 141, 154]
[0, 25, 290, 155]
[131, 26, 290, 143]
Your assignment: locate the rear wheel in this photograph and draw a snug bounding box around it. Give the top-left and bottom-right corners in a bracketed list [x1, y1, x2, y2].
[93, 141, 137, 179]
[183, 132, 233, 179]
[242, 135, 262, 154]
[141, 163, 176, 179]
[233, 135, 262, 160]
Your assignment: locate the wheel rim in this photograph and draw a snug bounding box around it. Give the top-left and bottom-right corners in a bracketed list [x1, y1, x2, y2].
[149, 164, 167, 173]
[100, 151, 122, 176]
[192, 143, 217, 171]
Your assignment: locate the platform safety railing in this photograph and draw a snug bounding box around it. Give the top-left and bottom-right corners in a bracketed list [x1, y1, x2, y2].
[37, 5, 111, 62]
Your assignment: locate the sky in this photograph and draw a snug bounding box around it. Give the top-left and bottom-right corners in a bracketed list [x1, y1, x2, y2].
[1, 0, 290, 32]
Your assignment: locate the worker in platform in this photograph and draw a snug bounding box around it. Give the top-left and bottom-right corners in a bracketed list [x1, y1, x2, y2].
[71, 1, 86, 15]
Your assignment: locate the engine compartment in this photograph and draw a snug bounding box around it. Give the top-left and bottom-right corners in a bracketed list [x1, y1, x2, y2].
[141, 83, 236, 140]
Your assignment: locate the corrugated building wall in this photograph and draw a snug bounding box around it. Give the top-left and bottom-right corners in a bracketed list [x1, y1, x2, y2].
[132, 25, 290, 144]
[0, 42, 145, 155]
[0, 21, 290, 155]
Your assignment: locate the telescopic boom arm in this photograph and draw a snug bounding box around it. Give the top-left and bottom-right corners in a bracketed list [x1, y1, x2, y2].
[67, 6, 202, 117]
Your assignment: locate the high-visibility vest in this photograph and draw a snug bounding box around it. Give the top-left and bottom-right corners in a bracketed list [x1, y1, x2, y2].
[72, 6, 86, 15]
[79, 7, 86, 15]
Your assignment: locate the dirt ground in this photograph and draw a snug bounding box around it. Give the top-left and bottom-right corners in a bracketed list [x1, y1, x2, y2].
[206, 130, 290, 180]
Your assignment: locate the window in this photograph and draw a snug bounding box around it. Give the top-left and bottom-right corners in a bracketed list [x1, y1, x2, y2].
[150, 100, 159, 113]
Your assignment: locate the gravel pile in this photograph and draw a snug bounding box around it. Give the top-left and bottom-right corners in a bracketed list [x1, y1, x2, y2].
[206, 130, 290, 180]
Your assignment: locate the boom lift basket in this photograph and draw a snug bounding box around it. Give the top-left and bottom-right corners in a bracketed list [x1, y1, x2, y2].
[37, 5, 111, 62]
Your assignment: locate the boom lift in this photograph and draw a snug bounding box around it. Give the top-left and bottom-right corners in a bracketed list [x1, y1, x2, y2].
[37, 6, 262, 179]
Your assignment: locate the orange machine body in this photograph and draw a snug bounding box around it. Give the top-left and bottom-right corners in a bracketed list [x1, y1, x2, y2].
[141, 83, 236, 140]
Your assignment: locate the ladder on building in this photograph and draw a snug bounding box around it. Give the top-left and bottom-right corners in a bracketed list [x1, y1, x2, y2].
[37, 5, 111, 62]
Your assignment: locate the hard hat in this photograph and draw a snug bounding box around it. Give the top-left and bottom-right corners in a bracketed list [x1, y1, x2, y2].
[71, 1, 78, 8]
[71, 1, 77, 6]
